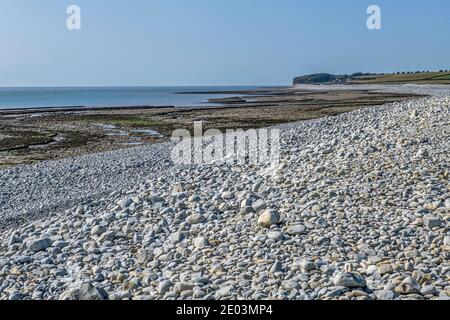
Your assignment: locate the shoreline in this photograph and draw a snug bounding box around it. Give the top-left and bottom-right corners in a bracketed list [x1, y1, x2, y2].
[1, 82, 438, 114]
[0, 86, 421, 168]
[0, 85, 287, 113]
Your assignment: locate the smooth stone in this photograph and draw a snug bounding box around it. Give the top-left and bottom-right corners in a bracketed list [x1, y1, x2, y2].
[109, 291, 131, 300]
[9, 293, 23, 300]
[27, 238, 53, 252]
[186, 214, 206, 225]
[60, 283, 109, 300]
[416, 149, 429, 158]
[193, 237, 209, 249]
[404, 262, 415, 272]
[52, 240, 69, 248]
[444, 199, 450, 209]
[420, 285, 437, 296]
[378, 263, 393, 275]
[137, 249, 150, 264]
[300, 259, 316, 272]
[366, 265, 378, 275]
[374, 289, 395, 300]
[170, 232, 186, 244]
[267, 231, 283, 241]
[158, 280, 174, 294]
[444, 236, 450, 246]
[252, 199, 267, 212]
[118, 198, 133, 209]
[423, 216, 442, 228]
[174, 282, 195, 294]
[270, 261, 283, 273]
[286, 225, 306, 235]
[91, 225, 107, 236]
[333, 272, 366, 288]
[257, 209, 280, 227]
[193, 290, 206, 299]
[221, 192, 234, 200]
[395, 277, 421, 295]
[215, 286, 233, 299]
[405, 250, 418, 258]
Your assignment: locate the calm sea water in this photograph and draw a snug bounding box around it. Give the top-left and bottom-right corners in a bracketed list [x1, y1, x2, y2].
[0, 86, 267, 110]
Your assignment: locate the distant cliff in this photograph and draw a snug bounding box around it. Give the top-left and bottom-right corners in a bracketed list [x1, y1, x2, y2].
[294, 70, 450, 85]
[293, 73, 350, 85]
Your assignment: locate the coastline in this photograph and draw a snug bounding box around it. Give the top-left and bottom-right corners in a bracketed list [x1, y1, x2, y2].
[0, 85, 277, 112]
[0, 86, 420, 168]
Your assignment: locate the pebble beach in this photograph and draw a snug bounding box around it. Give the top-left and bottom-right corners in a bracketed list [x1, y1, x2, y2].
[0, 85, 449, 300]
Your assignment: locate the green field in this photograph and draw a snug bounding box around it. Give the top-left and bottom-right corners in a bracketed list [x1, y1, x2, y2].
[349, 71, 450, 84]
[433, 74, 450, 80]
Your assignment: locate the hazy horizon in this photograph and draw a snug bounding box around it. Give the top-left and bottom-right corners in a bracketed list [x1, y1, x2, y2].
[1, 0, 450, 87]
[0, 85, 281, 88]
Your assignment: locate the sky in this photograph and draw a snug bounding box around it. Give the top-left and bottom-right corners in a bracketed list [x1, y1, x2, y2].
[1, 0, 449, 86]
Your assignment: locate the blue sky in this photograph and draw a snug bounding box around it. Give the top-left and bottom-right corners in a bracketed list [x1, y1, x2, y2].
[1, 0, 449, 86]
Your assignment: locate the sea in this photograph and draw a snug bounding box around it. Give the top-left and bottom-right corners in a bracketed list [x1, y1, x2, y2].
[0, 86, 270, 110]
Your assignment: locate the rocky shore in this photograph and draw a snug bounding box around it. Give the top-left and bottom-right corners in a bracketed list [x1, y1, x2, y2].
[0, 85, 449, 300]
[0, 87, 414, 168]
